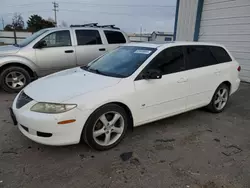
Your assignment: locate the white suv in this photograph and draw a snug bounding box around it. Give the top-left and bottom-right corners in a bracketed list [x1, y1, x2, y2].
[0, 24, 129, 93]
[11, 42, 241, 150]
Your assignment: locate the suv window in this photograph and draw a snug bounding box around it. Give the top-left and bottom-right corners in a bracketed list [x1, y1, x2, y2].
[42, 30, 71, 47]
[75, 30, 102, 45]
[186, 45, 218, 69]
[146, 46, 185, 75]
[209, 46, 232, 63]
[104, 30, 126, 44]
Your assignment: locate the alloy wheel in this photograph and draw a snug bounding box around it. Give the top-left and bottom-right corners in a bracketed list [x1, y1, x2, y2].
[92, 111, 125, 146]
[5, 71, 26, 89]
[214, 88, 228, 110]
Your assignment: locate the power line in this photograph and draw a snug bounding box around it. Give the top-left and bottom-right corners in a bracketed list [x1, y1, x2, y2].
[60, 1, 175, 8]
[52, 2, 59, 27]
[5, 2, 51, 8]
[5, 1, 175, 9]
[60, 9, 175, 18]
[0, 10, 52, 16]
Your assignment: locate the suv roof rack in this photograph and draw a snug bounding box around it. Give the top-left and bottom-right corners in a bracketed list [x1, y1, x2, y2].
[70, 23, 98, 27]
[99, 25, 120, 30]
[70, 23, 120, 30]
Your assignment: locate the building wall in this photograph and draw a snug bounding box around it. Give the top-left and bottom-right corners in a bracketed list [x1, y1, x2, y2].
[199, 0, 250, 82]
[0, 31, 32, 44]
[175, 0, 199, 41]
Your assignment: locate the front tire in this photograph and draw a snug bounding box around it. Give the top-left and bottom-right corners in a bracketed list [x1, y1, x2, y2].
[82, 104, 128, 150]
[207, 83, 230, 113]
[0, 66, 31, 93]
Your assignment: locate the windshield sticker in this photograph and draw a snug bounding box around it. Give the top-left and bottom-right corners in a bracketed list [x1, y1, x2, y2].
[134, 50, 152, 54]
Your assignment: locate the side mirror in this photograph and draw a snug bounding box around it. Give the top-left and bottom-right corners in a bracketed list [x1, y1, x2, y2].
[34, 40, 47, 49]
[142, 69, 162, 80]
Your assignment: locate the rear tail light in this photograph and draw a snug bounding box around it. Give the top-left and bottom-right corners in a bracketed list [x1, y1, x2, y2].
[237, 66, 241, 72]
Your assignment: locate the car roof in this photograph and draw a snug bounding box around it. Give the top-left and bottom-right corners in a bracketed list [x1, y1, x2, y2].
[124, 41, 226, 49]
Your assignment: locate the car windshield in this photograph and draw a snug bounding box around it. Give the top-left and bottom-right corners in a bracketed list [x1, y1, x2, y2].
[17, 29, 49, 47]
[82, 46, 156, 78]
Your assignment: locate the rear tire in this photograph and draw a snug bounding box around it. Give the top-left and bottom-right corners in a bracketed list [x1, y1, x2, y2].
[0, 66, 31, 93]
[82, 104, 128, 151]
[206, 83, 230, 113]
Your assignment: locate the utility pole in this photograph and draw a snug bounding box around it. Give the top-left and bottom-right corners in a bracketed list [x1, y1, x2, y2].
[52, 2, 59, 26]
[1, 17, 4, 30]
[140, 25, 142, 41]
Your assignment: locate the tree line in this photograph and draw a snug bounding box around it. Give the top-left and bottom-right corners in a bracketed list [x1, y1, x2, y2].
[4, 13, 57, 32]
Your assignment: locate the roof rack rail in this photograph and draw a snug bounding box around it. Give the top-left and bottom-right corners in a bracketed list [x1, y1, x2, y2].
[70, 23, 120, 30]
[70, 23, 98, 27]
[99, 25, 120, 30]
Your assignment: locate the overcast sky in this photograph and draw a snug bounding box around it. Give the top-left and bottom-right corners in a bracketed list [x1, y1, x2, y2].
[0, 0, 176, 33]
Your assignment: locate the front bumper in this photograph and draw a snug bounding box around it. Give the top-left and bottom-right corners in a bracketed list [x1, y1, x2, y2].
[12, 94, 91, 146]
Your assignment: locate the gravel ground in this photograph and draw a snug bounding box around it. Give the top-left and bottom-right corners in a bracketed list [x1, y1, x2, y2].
[0, 83, 250, 188]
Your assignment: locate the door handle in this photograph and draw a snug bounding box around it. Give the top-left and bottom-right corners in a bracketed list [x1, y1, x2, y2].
[65, 50, 74, 53]
[177, 78, 188, 83]
[99, 48, 106, 51]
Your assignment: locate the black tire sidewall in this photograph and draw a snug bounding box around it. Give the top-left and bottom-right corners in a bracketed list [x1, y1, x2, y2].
[82, 104, 128, 151]
[0, 66, 31, 93]
[210, 84, 229, 113]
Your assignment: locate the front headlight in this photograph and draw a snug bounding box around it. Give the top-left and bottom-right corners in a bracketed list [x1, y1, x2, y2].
[30, 103, 77, 113]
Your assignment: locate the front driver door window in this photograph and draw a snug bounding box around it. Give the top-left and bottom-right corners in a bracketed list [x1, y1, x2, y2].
[35, 30, 77, 76]
[133, 46, 189, 125]
[43, 30, 72, 47]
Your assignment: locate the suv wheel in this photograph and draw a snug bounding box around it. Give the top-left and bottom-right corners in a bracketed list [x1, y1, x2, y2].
[0, 66, 31, 93]
[207, 83, 230, 113]
[82, 104, 128, 150]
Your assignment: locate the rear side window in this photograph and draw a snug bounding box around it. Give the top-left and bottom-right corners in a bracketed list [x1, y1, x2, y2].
[104, 30, 126, 44]
[147, 46, 185, 75]
[186, 46, 218, 69]
[75, 30, 102, 45]
[209, 46, 232, 63]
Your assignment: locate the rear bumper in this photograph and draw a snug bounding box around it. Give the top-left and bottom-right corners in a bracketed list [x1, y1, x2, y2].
[230, 78, 240, 95]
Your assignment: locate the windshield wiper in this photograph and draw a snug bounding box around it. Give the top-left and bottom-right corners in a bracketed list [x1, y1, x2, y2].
[81, 65, 89, 70]
[81, 66, 125, 78]
[89, 68, 109, 76]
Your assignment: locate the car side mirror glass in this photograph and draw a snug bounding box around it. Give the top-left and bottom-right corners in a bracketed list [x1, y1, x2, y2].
[142, 69, 162, 80]
[34, 40, 47, 49]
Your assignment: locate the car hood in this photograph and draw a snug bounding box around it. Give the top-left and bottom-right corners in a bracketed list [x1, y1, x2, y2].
[0, 45, 20, 56]
[24, 67, 122, 103]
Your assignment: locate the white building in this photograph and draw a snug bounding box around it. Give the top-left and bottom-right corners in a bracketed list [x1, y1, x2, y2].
[128, 31, 173, 42]
[150, 31, 173, 42]
[128, 33, 151, 42]
[174, 0, 250, 82]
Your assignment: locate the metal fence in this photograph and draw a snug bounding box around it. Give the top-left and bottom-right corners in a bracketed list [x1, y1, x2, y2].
[0, 31, 32, 44]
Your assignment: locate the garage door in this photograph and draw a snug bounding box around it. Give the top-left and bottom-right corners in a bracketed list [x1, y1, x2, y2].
[198, 0, 250, 82]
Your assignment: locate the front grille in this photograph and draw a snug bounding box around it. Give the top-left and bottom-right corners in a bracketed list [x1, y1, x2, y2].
[16, 92, 33, 109]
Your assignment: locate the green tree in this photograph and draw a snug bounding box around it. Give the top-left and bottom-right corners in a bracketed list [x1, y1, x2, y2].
[27, 14, 55, 32]
[4, 24, 13, 31]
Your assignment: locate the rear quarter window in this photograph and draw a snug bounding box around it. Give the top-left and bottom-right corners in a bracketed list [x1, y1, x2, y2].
[186, 45, 218, 69]
[104, 30, 126, 44]
[209, 46, 232, 63]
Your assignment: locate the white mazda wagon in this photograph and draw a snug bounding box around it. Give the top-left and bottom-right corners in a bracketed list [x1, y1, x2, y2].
[10, 42, 241, 150]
